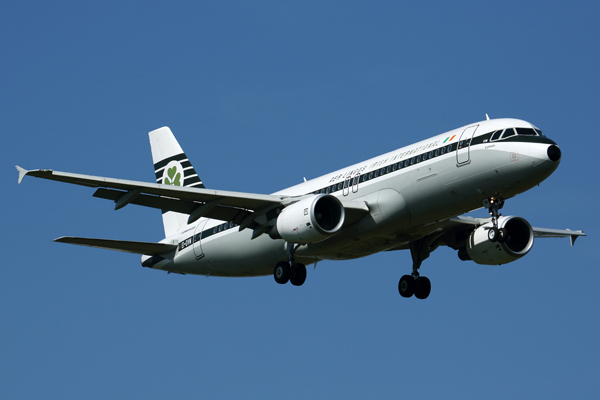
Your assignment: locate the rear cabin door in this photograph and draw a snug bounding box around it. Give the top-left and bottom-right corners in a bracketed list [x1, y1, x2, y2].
[192, 219, 208, 260]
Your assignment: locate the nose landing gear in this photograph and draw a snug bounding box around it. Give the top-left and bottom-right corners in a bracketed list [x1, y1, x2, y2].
[484, 198, 508, 243]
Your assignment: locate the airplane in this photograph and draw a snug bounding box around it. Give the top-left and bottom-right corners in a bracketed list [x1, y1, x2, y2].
[16, 116, 586, 299]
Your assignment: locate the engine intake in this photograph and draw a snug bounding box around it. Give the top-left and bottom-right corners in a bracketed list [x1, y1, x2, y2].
[269, 194, 345, 244]
[465, 216, 534, 265]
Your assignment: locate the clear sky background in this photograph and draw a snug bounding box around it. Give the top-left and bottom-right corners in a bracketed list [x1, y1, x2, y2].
[2, 1, 598, 398]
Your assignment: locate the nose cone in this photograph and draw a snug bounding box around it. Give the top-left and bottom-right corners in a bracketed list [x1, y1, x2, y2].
[547, 145, 561, 162]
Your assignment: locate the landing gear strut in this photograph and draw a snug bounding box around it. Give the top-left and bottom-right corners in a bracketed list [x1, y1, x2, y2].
[484, 198, 508, 243]
[273, 242, 307, 286]
[398, 238, 432, 299]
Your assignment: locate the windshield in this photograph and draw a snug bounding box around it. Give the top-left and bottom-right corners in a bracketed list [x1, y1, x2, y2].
[490, 127, 546, 141]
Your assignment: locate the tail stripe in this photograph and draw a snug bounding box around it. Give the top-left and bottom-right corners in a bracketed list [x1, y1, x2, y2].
[153, 152, 205, 189]
[153, 153, 190, 171]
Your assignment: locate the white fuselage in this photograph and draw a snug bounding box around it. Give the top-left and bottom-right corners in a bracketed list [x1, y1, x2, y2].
[147, 118, 559, 277]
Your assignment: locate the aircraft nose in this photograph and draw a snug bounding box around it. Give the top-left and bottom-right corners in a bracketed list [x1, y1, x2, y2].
[547, 145, 561, 162]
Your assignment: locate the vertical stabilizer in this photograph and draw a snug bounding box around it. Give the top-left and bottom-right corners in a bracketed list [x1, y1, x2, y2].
[149, 127, 204, 237]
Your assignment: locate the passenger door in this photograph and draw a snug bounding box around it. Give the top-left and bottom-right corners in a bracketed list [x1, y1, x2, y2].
[456, 125, 478, 165]
[192, 219, 208, 260]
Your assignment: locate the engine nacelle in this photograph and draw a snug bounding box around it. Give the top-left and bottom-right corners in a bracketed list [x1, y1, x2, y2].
[269, 194, 345, 244]
[466, 216, 534, 265]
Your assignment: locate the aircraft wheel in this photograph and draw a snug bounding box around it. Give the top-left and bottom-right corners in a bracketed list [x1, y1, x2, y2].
[414, 276, 431, 300]
[488, 227, 499, 242]
[290, 263, 307, 286]
[398, 275, 415, 298]
[274, 261, 291, 284]
[498, 228, 509, 243]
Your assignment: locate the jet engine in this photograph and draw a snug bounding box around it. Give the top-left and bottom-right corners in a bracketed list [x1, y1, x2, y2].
[269, 194, 345, 244]
[465, 216, 534, 265]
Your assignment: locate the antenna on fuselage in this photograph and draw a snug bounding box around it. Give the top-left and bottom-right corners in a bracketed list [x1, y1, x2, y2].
[486, 113, 490, 120]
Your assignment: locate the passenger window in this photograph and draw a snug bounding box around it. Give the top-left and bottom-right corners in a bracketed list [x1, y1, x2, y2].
[392, 164, 397, 171]
[337, 183, 343, 190]
[447, 145, 452, 152]
[502, 128, 516, 139]
[435, 149, 439, 156]
[428, 151, 433, 159]
[441, 147, 445, 155]
[417, 155, 421, 162]
[404, 160, 410, 167]
[411, 157, 416, 165]
[369, 172, 373, 180]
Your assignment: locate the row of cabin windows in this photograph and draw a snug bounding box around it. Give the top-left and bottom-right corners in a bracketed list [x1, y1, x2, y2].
[182, 128, 543, 247]
[182, 139, 453, 247]
[213, 221, 236, 234]
[313, 143, 457, 195]
[490, 127, 544, 141]
[188, 221, 238, 246]
[179, 137, 482, 248]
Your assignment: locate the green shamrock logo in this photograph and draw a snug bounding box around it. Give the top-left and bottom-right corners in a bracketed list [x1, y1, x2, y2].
[164, 166, 181, 186]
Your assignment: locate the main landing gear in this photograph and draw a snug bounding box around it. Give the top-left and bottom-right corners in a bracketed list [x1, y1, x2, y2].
[398, 238, 432, 299]
[484, 198, 508, 243]
[274, 261, 306, 286]
[273, 242, 306, 286]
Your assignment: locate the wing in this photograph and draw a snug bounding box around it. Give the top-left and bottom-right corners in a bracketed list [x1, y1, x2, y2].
[440, 216, 585, 245]
[17, 166, 285, 225]
[386, 215, 586, 254]
[16, 166, 369, 233]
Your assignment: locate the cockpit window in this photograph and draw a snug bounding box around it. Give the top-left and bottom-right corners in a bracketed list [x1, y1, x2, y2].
[491, 130, 502, 141]
[534, 128, 545, 137]
[516, 128, 538, 136]
[501, 128, 516, 139]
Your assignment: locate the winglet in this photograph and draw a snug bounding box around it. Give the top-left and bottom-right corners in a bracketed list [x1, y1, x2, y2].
[570, 232, 582, 246]
[15, 165, 28, 184]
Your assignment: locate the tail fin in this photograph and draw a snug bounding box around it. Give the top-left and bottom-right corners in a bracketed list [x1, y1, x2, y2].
[149, 127, 204, 237]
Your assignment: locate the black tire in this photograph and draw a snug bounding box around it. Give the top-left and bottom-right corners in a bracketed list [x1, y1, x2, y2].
[290, 263, 307, 286]
[488, 227, 499, 242]
[398, 275, 415, 298]
[274, 261, 291, 284]
[414, 276, 431, 300]
[498, 228, 509, 243]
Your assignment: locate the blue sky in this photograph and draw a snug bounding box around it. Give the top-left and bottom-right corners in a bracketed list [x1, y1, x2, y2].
[2, 1, 599, 398]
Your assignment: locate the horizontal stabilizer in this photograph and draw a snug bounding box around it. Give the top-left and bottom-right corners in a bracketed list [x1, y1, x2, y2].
[54, 237, 177, 255]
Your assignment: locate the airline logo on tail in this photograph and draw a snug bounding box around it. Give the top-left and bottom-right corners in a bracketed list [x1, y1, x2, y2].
[162, 161, 183, 186]
[154, 153, 204, 189]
